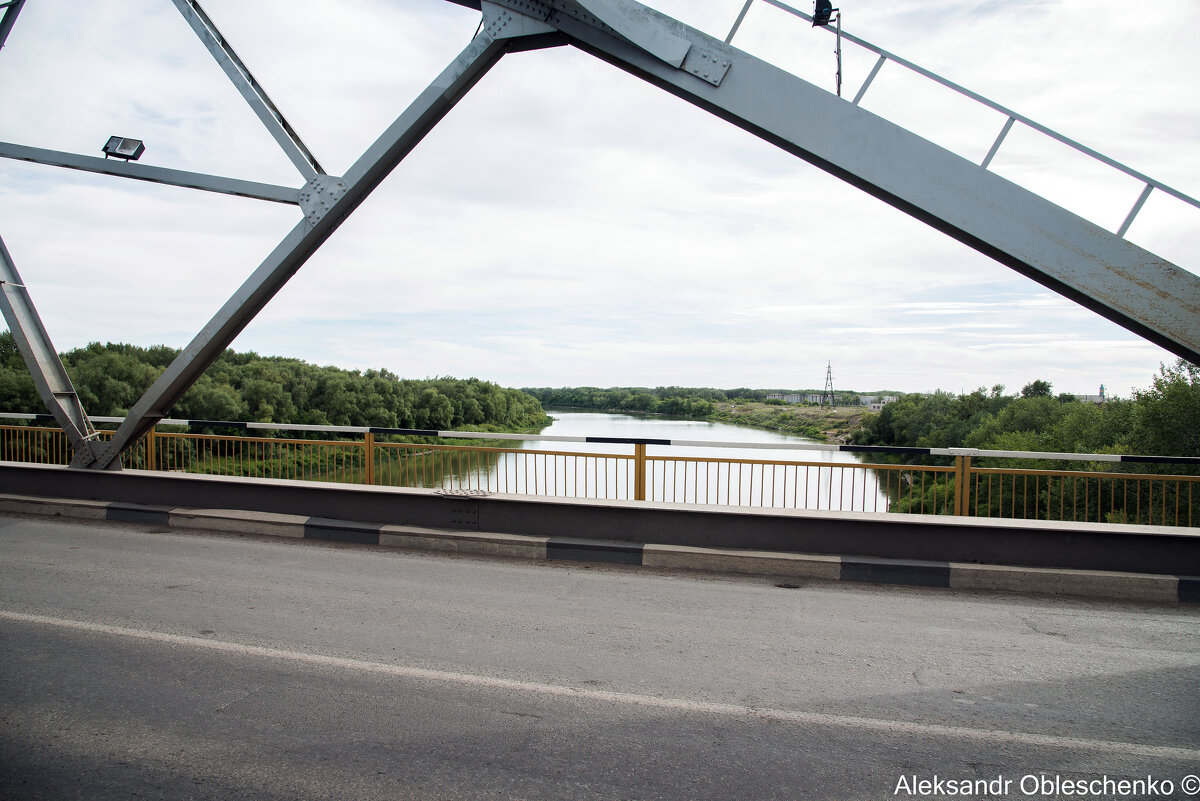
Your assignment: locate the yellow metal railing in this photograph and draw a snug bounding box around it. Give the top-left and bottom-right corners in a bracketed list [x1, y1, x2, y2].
[965, 465, 1198, 527]
[1, 423, 71, 464]
[644, 454, 955, 513]
[372, 440, 638, 499]
[151, 430, 368, 484]
[2, 423, 1197, 526]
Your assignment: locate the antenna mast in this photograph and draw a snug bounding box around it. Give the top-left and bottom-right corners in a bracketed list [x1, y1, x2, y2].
[821, 361, 836, 406]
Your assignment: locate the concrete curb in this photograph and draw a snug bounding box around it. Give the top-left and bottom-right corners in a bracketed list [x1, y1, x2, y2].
[2, 492, 1196, 604]
[172, 508, 307, 539]
[642, 543, 843, 580]
[7, 462, 1198, 577]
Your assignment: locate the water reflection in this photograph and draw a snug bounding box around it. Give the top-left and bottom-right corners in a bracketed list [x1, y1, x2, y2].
[390, 410, 893, 512]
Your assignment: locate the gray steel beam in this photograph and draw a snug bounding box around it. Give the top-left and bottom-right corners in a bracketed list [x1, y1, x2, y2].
[0, 141, 301, 205]
[0, 234, 100, 466]
[0, 0, 25, 51]
[760, 0, 1200, 216]
[574, 0, 691, 67]
[510, 0, 1199, 363]
[170, 0, 325, 180]
[83, 31, 517, 469]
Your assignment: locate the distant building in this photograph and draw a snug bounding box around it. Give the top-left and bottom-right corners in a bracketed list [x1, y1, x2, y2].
[1074, 384, 1108, 404]
[766, 391, 887, 407]
[865, 395, 898, 411]
[765, 392, 827, 404]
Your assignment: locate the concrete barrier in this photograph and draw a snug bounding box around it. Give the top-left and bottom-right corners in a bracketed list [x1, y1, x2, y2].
[2, 461, 1198, 603]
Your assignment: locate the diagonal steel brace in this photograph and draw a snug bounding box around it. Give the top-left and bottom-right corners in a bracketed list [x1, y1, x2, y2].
[171, 0, 326, 180]
[83, 28, 526, 469]
[0, 234, 101, 466]
[0, 0, 25, 52]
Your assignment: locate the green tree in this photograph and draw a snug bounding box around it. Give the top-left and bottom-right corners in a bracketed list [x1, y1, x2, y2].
[0, 331, 39, 412]
[1128, 359, 1200, 458]
[620, 392, 659, 412]
[0, 332, 548, 433]
[414, 388, 454, 430]
[177, 376, 247, 421]
[1021, 379, 1053, 398]
[64, 345, 161, 416]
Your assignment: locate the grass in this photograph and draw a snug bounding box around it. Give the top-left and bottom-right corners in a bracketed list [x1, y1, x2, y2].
[707, 402, 868, 443]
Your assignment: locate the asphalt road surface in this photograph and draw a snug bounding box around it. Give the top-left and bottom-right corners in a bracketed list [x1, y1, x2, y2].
[2, 514, 1198, 800]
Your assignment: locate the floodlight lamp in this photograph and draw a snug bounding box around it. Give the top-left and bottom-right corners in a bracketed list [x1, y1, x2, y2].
[812, 0, 834, 26]
[102, 136, 145, 161]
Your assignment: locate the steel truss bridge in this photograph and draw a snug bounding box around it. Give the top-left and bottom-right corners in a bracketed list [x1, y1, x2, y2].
[1, 0, 1198, 472]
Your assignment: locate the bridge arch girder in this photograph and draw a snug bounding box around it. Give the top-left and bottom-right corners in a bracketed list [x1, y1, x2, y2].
[1, 0, 1196, 469]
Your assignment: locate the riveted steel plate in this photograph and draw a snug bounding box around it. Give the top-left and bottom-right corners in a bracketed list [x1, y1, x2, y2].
[298, 175, 348, 225]
[681, 46, 731, 86]
[447, 498, 481, 529]
[483, 1, 556, 39]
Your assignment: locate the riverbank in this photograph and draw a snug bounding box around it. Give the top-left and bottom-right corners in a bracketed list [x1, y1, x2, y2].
[708, 402, 867, 443]
[539, 402, 869, 442]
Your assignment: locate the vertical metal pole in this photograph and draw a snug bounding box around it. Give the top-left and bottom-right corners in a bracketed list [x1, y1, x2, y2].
[634, 443, 647, 501]
[145, 426, 158, 471]
[364, 431, 375, 485]
[835, 11, 842, 97]
[954, 456, 972, 516]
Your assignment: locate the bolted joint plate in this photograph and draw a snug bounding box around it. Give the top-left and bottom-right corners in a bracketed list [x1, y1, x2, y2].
[557, 0, 731, 87]
[298, 175, 348, 225]
[548, 1, 614, 32]
[71, 438, 118, 471]
[680, 47, 731, 87]
[484, 0, 729, 86]
[67, 441, 98, 469]
[491, 0, 554, 20]
[483, 1, 557, 39]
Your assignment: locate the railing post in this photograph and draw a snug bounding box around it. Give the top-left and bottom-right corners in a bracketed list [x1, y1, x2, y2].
[981, 116, 1015, 170]
[634, 443, 647, 501]
[1117, 183, 1154, 238]
[145, 426, 157, 471]
[725, 0, 754, 44]
[852, 54, 887, 106]
[953, 455, 972, 515]
[364, 431, 375, 486]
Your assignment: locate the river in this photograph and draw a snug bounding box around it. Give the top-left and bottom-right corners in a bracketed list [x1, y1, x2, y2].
[417, 409, 893, 513]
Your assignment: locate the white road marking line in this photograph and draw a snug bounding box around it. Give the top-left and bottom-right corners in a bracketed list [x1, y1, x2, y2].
[4, 609, 1196, 760]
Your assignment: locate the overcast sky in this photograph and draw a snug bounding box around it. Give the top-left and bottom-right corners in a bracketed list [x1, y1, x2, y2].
[1, 0, 1197, 397]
